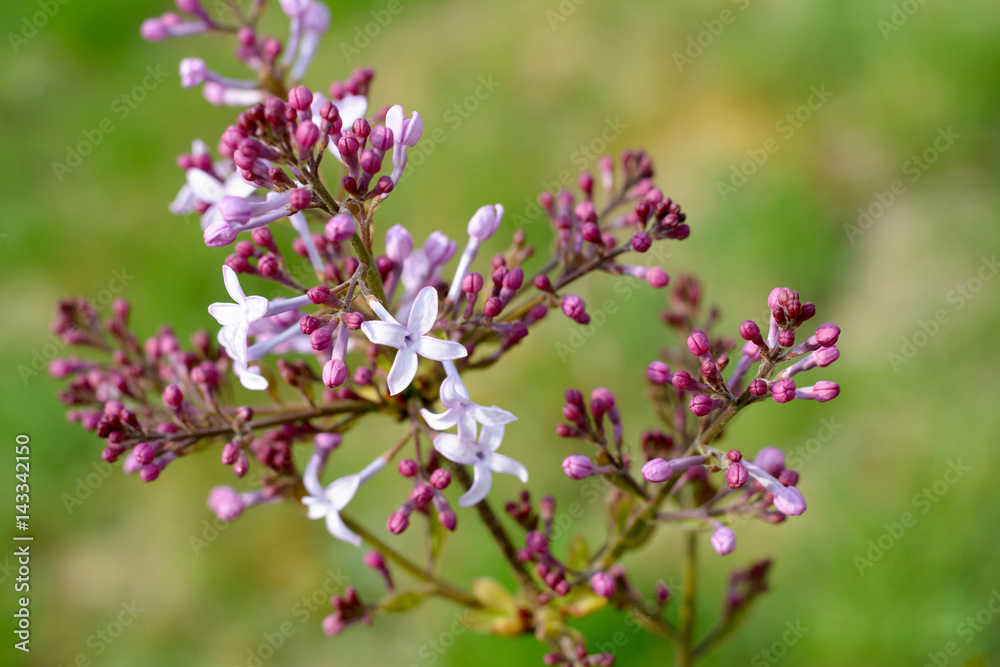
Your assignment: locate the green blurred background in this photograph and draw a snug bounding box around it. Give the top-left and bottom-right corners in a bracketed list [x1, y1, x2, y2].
[2, 0, 999, 665]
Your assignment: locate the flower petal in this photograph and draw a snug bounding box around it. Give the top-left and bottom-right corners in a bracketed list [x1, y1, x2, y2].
[407, 286, 439, 335]
[433, 434, 477, 465]
[385, 105, 404, 140]
[223, 172, 257, 198]
[415, 336, 467, 361]
[490, 453, 529, 484]
[360, 320, 409, 348]
[439, 375, 466, 408]
[229, 321, 251, 366]
[386, 349, 419, 396]
[459, 462, 492, 507]
[302, 454, 325, 498]
[221, 265, 246, 304]
[188, 168, 225, 203]
[325, 510, 362, 547]
[235, 362, 269, 391]
[208, 302, 245, 326]
[420, 407, 461, 431]
[326, 474, 362, 511]
[337, 95, 368, 129]
[243, 295, 270, 322]
[302, 496, 329, 520]
[472, 405, 518, 427]
[480, 424, 506, 452]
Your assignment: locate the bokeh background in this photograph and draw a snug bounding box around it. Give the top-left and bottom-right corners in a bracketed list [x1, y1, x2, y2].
[2, 0, 999, 665]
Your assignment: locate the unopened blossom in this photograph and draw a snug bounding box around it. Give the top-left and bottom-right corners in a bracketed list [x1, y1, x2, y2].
[742, 461, 806, 516]
[710, 523, 736, 556]
[360, 286, 467, 395]
[446, 204, 504, 302]
[433, 420, 528, 507]
[385, 104, 423, 184]
[302, 457, 385, 546]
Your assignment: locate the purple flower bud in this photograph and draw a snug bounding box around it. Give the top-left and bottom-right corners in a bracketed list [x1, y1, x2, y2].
[561, 455, 594, 480]
[503, 267, 524, 291]
[749, 379, 768, 397]
[430, 469, 451, 490]
[774, 487, 807, 516]
[646, 268, 669, 288]
[140, 464, 160, 483]
[133, 443, 157, 465]
[689, 394, 714, 417]
[332, 312, 360, 331]
[671, 371, 692, 390]
[778, 469, 799, 486]
[295, 120, 320, 148]
[646, 361, 670, 384]
[398, 459, 418, 477]
[363, 551, 386, 571]
[163, 384, 183, 408]
[814, 346, 840, 367]
[687, 329, 711, 356]
[288, 85, 313, 111]
[740, 320, 764, 344]
[591, 572, 617, 598]
[581, 222, 602, 244]
[411, 484, 434, 509]
[771, 378, 796, 403]
[526, 531, 549, 554]
[322, 359, 348, 388]
[462, 272, 484, 294]
[641, 458, 673, 483]
[726, 462, 748, 489]
[221, 442, 240, 465]
[561, 294, 587, 322]
[325, 214, 356, 243]
[438, 508, 457, 531]
[710, 525, 736, 556]
[484, 297, 503, 318]
[631, 232, 652, 252]
[208, 486, 245, 521]
[754, 447, 785, 476]
[387, 510, 410, 535]
[468, 204, 504, 241]
[337, 134, 360, 158]
[384, 224, 413, 263]
[777, 329, 795, 347]
[796, 381, 840, 402]
[310, 328, 333, 351]
[534, 275, 552, 292]
[726, 449, 742, 462]
[369, 125, 393, 151]
[815, 322, 840, 347]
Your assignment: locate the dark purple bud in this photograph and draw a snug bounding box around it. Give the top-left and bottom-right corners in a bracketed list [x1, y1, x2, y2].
[631, 232, 652, 252]
[411, 484, 434, 510]
[462, 272, 484, 294]
[310, 328, 332, 351]
[581, 222, 602, 244]
[687, 329, 711, 356]
[430, 469, 451, 490]
[337, 134, 360, 158]
[484, 297, 502, 318]
[777, 329, 795, 347]
[295, 121, 320, 149]
[502, 267, 524, 291]
[566, 388, 584, 406]
[778, 469, 799, 487]
[726, 462, 748, 489]
[289, 188, 311, 210]
[671, 370, 691, 390]
[815, 323, 840, 347]
[340, 312, 363, 330]
[772, 378, 796, 403]
[163, 384, 183, 408]
[288, 85, 313, 111]
[726, 449, 742, 462]
[689, 394, 714, 416]
[139, 464, 160, 483]
[398, 459, 418, 477]
[387, 511, 409, 535]
[749, 379, 768, 397]
[221, 442, 239, 465]
[534, 275, 552, 292]
[526, 531, 549, 554]
[369, 125, 393, 151]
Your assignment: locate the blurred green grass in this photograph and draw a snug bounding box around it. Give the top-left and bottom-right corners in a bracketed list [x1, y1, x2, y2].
[2, 0, 1000, 665]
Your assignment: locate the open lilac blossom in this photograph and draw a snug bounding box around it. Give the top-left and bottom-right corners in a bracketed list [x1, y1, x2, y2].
[170, 154, 257, 229]
[420, 364, 516, 433]
[433, 420, 528, 507]
[209, 266, 312, 365]
[302, 456, 385, 547]
[361, 286, 467, 395]
[289, 1, 331, 81]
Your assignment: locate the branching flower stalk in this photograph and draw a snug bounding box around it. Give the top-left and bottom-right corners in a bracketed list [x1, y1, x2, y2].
[51, 2, 842, 665]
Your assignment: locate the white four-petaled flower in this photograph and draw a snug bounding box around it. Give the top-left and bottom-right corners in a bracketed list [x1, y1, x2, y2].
[421, 372, 516, 434]
[208, 265, 269, 366]
[433, 419, 528, 507]
[301, 456, 384, 547]
[360, 286, 467, 396]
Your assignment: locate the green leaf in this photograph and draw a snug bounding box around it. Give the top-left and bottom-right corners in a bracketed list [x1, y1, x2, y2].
[471, 577, 518, 613]
[379, 591, 426, 613]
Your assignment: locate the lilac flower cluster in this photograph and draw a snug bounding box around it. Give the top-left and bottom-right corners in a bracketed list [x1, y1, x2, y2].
[49, 2, 841, 665]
